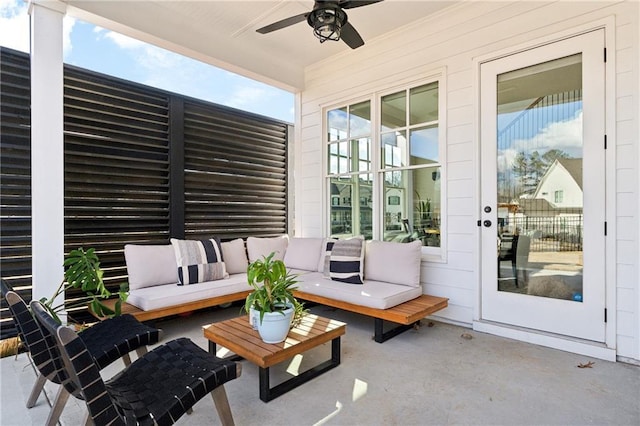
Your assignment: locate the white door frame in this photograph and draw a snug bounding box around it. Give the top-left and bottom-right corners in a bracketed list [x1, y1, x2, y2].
[471, 20, 617, 360]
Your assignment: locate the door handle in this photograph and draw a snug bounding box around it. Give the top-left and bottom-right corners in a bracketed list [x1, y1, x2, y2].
[483, 220, 492, 227]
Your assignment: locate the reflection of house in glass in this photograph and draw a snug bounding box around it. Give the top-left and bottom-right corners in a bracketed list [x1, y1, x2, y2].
[513, 158, 583, 252]
[330, 181, 372, 238]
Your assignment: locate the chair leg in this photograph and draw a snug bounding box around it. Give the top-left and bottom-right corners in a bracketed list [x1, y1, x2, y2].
[46, 386, 70, 426]
[26, 373, 47, 408]
[211, 385, 235, 426]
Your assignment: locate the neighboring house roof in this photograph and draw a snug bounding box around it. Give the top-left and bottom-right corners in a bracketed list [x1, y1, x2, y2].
[557, 158, 583, 190]
[519, 198, 558, 216]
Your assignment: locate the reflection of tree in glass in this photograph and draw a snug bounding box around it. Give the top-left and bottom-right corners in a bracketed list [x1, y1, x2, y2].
[510, 149, 572, 196]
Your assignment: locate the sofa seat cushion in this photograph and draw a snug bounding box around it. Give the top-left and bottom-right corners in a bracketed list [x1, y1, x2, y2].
[296, 272, 422, 310]
[127, 273, 249, 311]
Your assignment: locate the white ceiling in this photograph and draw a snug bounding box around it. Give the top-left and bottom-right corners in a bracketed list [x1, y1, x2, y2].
[63, 0, 458, 92]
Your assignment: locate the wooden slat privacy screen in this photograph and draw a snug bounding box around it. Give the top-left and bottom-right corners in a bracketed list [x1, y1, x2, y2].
[0, 47, 291, 338]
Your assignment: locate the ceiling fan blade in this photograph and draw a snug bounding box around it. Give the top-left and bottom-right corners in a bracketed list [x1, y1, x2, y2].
[340, 0, 383, 10]
[256, 12, 309, 34]
[340, 21, 365, 49]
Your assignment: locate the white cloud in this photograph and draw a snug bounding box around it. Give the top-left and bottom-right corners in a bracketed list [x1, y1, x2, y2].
[63, 15, 76, 58]
[512, 111, 583, 152]
[498, 111, 583, 172]
[226, 86, 268, 109]
[0, 0, 76, 57]
[0, 0, 29, 52]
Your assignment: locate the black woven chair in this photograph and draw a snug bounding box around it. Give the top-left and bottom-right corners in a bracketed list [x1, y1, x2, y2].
[31, 300, 241, 426]
[1, 279, 161, 424]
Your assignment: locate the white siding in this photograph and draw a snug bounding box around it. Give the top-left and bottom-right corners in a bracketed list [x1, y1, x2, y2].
[296, 1, 639, 361]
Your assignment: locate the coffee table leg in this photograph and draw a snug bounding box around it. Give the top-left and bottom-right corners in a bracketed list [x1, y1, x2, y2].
[258, 336, 342, 402]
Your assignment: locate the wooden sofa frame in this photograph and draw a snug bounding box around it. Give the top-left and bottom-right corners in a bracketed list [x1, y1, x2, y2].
[294, 292, 448, 343]
[102, 291, 448, 343]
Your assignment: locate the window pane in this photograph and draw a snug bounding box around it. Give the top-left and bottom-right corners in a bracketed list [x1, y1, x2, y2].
[383, 167, 440, 246]
[410, 125, 438, 164]
[358, 138, 371, 172]
[328, 107, 348, 141]
[328, 141, 349, 174]
[329, 175, 373, 240]
[382, 131, 407, 168]
[381, 91, 406, 131]
[410, 82, 438, 125]
[350, 101, 371, 138]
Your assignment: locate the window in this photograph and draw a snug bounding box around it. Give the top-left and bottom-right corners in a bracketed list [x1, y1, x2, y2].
[554, 190, 563, 203]
[327, 101, 372, 238]
[325, 79, 443, 252]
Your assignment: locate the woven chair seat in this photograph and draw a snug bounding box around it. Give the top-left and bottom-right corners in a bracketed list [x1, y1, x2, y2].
[78, 314, 160, 369]
[32, 301, 242, 426]
[104, 338, 239, 424]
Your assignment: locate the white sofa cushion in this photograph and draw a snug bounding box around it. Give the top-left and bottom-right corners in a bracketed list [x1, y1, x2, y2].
[297, 272, 422, 310]
[364, 240, 422, 287]
[124, 244, 178, 290]
[329, 236, 365, 284]
[246, 235, 288, 262]
[221, 238, 248, 274]
[170, 238, 228, 285]
[127, 274, 249, 311]
[283, 237, 324, 272]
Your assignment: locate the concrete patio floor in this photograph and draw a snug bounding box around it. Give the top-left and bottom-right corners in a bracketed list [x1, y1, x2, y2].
[1, 304, 639, 426]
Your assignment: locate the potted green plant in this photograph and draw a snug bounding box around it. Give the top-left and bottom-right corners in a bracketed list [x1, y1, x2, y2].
[244, 252, 306, 344]
[40, 247, 128, 324]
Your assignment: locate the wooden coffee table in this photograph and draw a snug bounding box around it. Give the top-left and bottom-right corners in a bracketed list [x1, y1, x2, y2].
[203, 314, 346, 402]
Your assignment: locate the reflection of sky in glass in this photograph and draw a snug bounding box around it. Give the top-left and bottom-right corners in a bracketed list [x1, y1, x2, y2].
[497, 107, 583, 174]
[410, 127, 438, 162]
[328, 108, 348, 141]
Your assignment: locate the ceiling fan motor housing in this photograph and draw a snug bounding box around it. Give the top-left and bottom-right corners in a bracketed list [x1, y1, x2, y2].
[307, 3, 348, 43]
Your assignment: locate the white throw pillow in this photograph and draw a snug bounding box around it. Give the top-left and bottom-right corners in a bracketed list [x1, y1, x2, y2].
[124, 244, 178, 290]
[221, 238, 249, 274]
[283, 237, 324, 271]
[246, 236, 289, 262]
[364, 240, 422, 287]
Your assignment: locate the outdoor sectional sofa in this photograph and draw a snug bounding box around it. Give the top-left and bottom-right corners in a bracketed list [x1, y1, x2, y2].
[122, 236, 448, 342]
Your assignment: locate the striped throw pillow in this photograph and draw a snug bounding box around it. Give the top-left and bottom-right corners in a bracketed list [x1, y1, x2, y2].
[170, 238, 229, 285]
[329, 236, 365, 284]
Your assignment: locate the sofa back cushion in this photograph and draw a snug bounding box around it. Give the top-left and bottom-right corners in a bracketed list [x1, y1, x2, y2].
[364, 240, 422, 287]
[170, 238, 229, 285]
[124, 244, 178, 290]
[221, 238, 249, 275]
[283, 237, 324, 271]
[246, 236, 288, 263]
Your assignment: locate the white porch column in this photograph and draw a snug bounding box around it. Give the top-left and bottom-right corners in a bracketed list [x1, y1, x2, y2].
[29, 0, 66, 311]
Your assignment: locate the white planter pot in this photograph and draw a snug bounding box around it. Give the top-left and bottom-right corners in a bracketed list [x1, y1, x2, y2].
[256, 305, 294, 344]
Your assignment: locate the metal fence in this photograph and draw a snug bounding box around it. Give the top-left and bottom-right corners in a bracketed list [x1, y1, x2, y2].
[510, 215, 583, 252]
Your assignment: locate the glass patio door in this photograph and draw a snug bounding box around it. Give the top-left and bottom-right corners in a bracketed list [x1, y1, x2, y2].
[480, 30, 606, 342]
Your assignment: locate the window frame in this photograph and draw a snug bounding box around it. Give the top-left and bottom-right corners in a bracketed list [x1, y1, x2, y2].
[323, 73, 446, 261]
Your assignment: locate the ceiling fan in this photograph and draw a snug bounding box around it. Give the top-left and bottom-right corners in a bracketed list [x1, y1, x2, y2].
[256, 0, 383, 49]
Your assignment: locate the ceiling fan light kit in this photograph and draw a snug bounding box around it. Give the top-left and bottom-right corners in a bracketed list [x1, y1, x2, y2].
[309, 6, 347, 43]
[256, 0, 383, 49]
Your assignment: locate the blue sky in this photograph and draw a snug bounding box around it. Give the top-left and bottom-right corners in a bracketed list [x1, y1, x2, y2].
[0, 0, 294, 123]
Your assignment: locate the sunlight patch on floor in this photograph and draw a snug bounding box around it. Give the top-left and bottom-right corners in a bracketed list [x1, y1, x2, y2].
[352, 378, 368, 401]
[286, 353, 303, 376]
